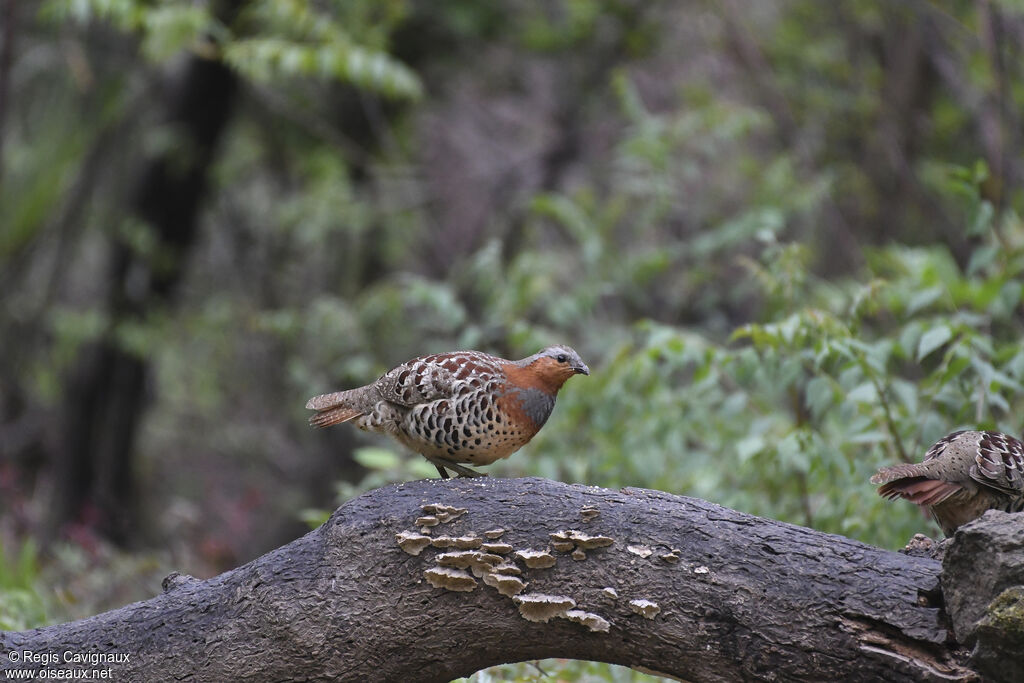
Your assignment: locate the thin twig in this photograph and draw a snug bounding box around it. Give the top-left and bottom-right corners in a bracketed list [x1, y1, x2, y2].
[869, 371, 910, 464]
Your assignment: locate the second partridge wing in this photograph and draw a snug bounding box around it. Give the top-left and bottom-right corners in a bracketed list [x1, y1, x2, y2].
[970, 431, 1024, 495]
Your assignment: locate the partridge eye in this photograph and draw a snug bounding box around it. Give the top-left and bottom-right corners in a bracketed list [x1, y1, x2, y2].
[556, 354, 567, 363]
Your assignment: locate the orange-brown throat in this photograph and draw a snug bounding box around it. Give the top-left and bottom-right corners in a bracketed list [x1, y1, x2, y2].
[503, 357, 576, 395]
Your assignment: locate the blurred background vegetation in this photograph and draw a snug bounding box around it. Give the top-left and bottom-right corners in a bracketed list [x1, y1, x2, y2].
[2, 0, 1024, 679]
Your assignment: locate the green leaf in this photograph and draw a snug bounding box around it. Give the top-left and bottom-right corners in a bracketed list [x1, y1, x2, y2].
[917, 326, 952, 361]
[735, 435, 765, 463]
[906, 286, 944, 315]
[298, 508, 331, 529]
[805, 376, 834, 419]
[846, 381, 878, 404]
[141, 5, 214, 61]
[353, 447, 400, 471]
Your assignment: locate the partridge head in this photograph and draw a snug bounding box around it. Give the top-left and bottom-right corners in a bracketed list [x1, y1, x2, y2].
[870, 430, 1024, 536]
[305, 345, 589, 478]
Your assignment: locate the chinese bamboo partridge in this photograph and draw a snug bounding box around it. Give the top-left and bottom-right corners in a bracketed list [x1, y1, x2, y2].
[871, 430, 1024, 536]
[306, 345, 589, 478]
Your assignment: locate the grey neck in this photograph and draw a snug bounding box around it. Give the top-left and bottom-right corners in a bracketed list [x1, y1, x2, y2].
[510, 386, 556, 427]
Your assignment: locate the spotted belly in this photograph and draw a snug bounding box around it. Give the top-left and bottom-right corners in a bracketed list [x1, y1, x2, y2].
[397, 391, 535, 465]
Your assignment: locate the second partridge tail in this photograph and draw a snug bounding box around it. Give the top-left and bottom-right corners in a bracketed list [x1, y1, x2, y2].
[306, 389, 366, 428]
[871, 463, 963, 506]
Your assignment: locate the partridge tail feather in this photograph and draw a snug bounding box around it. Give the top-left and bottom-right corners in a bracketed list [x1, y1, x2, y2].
[309, 405, 364, 428]
[306, 389, 366, 428]
[873, 468, 963, 506]
[870, 463, 927, 485]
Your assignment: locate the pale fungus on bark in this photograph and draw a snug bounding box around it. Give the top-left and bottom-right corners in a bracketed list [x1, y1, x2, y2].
[549, 530, 614, 559]
[421, 503, 468, 523]
[629, 599, 661, 619]
[483, 528, 506, 539]
[514, 549, 557, 569]
[436, 550, 503, 577]
[564, 609, 612, 633]
[627, 545, 653, 558]
[482, 572, 527, 597]
[415, 515, 440, 527]
[424, 566, 478, 592]
[602, 587, 619, 599]
[512, 594, 576, 622]
[550, 530, 614, 550]
[396, 531, 432, 556]
[580, 505, 600, 522]
[430, 535, 483, 549]
[481, 542, 513, 554]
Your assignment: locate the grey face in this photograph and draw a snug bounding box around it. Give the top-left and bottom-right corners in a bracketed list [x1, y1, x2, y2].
[540, 345, 590, 375]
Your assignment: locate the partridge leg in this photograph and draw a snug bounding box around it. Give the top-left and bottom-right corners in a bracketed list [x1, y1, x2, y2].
[424, 456, 486, 479]
[449, 463, 487, 478]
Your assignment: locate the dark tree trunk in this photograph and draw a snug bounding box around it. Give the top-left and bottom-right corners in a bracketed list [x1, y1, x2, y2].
[7, 478, 1006, 682]
[52, 34, 240, 544]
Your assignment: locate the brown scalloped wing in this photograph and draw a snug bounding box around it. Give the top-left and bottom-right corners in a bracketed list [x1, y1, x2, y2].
[376, 351, 507, 406]
[971, 431, 1024, 495]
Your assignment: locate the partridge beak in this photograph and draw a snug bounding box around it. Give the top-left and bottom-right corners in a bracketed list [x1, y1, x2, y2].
[574, 362, 590, 376]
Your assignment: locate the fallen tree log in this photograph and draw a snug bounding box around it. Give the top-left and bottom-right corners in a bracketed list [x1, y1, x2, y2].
[0, 477, 999, 681]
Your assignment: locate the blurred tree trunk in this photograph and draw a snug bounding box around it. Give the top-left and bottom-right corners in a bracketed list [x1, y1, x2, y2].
[51, 23, 241, 545]
[0, 0, 16, 183]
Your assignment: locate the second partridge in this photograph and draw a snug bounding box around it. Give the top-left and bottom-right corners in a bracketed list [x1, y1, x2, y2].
[306, 345, 589, 478]
[871, 430, 1024, 536]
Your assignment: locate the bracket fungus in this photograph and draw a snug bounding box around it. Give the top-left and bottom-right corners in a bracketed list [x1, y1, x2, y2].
[482, 572, 527, 597]
[421, 503, 468, 524]
[660, 550, 681, 564]
[481, 542, 513, 554]
[564, 609, 611, 633]
[429, 535, 483, 550]
[490, 563, 523, 576]
[514, 549, 557, 569]
[424, 567, 477, 592]
[436, 550, 503, 577]
[550, 530, 614, 559]
[396, 531, 432, 556]
[512, 594, 576, 622]
[629, 599, 661, 619]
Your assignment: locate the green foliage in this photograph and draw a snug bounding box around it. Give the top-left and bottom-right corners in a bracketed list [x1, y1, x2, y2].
[41, 0, 422, 99]
[0, 540, 49, 631]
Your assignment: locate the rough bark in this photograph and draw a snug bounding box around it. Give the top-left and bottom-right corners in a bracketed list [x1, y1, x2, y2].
[942, 510, 1024, 682]
[2, 477, 994, 682]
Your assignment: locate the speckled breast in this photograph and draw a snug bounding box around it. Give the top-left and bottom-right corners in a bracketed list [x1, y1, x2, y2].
[398, 377, 554, 466]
